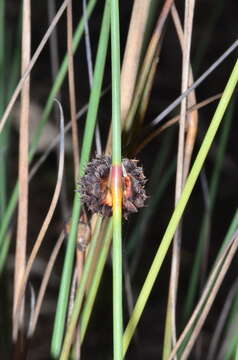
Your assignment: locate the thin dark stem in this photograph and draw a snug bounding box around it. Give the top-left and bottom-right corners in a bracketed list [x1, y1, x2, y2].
[83, 0, 102, 155]
[47, 0, 69, 222]
[150, 39, 238, 127]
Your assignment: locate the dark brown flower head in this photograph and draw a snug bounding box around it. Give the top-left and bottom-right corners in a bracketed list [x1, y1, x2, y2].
[79, 155, 147, 219]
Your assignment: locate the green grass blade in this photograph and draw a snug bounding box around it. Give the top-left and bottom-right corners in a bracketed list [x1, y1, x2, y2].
[0, 0, 97, 262]
[0, 232, 10, 274]
[51, 2, 110, 356]
[222, 209, 238, 251]
[29, 0, 97, 161]
[183, 98, 235, 320]
[126, 129, 175, 259]
[126, 159, 175, 262]
[122, 58, 238, 356]
[111, 0, 123, 359]
[80, 219, 112, 342]
[0, 28, 20, 273]
[0, 184, 18, 269]
[224, 295, 238, 360]
[212, 208, 238, 360]
[59, 217, 103, 359]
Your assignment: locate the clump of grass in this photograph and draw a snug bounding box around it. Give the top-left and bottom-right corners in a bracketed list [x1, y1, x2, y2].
[1, 1, 238, 359]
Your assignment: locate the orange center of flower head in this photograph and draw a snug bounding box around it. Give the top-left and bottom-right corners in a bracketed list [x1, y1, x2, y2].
[104, 187, 113, 207]
[100, 173, 133, 208]
[79, 155, 147, 218]
[100, 176, 113, 207]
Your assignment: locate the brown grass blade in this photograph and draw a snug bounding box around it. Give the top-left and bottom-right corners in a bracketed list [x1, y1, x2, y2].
[28, 87, 110, 182]
[168, 230, 238, 360]
[171, 4, 198, 182]
[137, 53, 159, 124]
[120, 0, 152, 125]
[150, 39, 238, 128]
[134, 93, 223, 155]
[165, 0, 196, 354]
[0, 0, 70, 133]
[207, 277, 238, 360]
[180, 233, 238, 360]
[48, 0, 69, 223]
[28, 231, 65, 336]
[13, 0, 31, 339]
[123, 0, 175, 133]
[106, 0, 152, 154]
[13, 100, 65, 339]
[175, 0, 196, 203]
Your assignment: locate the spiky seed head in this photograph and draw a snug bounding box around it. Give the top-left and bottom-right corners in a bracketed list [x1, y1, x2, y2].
[79, 155, 148, 219]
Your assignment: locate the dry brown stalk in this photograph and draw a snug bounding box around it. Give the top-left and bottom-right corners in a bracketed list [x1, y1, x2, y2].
[28, 231, 65, 336]
[168, 232, 238, 360]
[120, 0, 152, 125]
[165, 1, 196, 355]
[13, 0, 31, 340]
[13, 101, 65, 339]
[171, 4, 198, 182]
[0, 0, 70, 133]
[134, 93, 222, 155]
[123, 0, 175, 133]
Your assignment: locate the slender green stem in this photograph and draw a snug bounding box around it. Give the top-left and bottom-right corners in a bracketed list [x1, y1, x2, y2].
[183, 98, 235, 320]
[80, 219, 112, 342]
[0, 184, 18, 255]
[224, 294, 238, 360]
[50, 193, 80, 358]
[0, 44, 20, 268]
[0, 232, 11, 274]
[126, 129, 175, 259]
[51, 1, 110, 356]
[122, 58, 238, 357]
[111, 0, 123, 359]
[111, 165, 123, 360]
[111, 10, 121, 162]
[221, 209, 238, 253]
[0, 40, 20, 274]
[59, 217, 103, 359]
